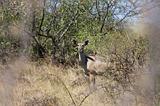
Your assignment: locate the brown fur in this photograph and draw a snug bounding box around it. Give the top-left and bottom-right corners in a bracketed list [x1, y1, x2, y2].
[77, 40, 109, 90]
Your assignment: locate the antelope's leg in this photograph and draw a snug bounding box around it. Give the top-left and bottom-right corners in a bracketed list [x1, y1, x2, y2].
[82, 65, 89, 76]
[89, 73, 96, 91]
[82, 68, 90, 84]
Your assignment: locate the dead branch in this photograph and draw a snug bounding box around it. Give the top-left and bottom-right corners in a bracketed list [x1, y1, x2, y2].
[49, 74, 77, 106]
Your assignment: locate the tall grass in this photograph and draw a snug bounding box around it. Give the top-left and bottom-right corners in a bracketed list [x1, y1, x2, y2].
[0, 57, 153, 106]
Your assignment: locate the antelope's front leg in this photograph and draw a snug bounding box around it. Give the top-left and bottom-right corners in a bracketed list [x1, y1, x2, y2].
[89, 72, 96, 92]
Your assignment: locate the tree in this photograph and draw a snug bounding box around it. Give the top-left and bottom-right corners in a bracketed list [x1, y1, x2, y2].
[0, 0, 150, 64]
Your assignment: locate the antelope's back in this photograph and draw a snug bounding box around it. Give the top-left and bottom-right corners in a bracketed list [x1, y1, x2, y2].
[87, 55, 108, 73]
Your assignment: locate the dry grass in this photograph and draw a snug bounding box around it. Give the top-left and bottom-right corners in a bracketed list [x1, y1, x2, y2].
[0, 59, 155, 106]
[0, 59, 114, 106]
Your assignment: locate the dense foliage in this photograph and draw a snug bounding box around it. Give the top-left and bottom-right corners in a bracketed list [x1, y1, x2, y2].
[0, 0, 147, 65]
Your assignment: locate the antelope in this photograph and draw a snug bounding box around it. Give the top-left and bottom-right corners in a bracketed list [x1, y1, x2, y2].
[75, 40, 109, 90]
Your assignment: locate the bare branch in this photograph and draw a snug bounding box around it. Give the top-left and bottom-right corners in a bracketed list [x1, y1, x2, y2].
[37, 33, 52, 38]
[95, 0, 101, 21]
[57, 12, 79, 40]
[49, 74, 77, 106]
[78, 87, 104, 106]
[100, 2, 110, 33]
[38, 0, 46, 32]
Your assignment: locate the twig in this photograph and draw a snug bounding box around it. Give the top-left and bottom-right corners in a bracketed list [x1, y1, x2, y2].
[100, 2, 110, 33]
[57, 12, 79, 40]
[78, 87, 104, 106]
[38, 0, 46, 32]
[95, 0, 101, 22]
[49, 74, 77, 106]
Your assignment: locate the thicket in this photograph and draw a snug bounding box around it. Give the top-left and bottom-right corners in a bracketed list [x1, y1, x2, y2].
[0, 0, 151, 105]
[0, 0, 148, 65]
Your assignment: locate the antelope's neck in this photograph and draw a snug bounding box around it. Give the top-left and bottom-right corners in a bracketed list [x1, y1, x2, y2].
[79, 51, 87, 66]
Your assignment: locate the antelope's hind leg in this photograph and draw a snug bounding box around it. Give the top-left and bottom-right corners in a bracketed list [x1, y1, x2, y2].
[89, 73, 96, 92]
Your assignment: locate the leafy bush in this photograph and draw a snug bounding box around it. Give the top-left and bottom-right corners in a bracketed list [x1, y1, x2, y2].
[0, 35, 21, 64]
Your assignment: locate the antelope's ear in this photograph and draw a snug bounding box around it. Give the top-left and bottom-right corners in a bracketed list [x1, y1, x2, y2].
[72, 39, 78, 47]
[84, 40, 89, 45]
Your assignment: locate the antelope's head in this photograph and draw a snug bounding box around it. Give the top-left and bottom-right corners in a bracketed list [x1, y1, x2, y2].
[77, 40, 89, 53]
